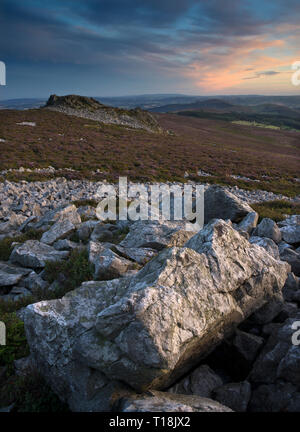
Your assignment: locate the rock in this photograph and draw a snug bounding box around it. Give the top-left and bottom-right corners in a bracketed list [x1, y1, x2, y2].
[14, 356, 34, 377]
[213, 381, 251, 412]
[280, 248, 300, 276]
[77, 220, 98, 241]
[252, 218, 282, 244]
[251, 298, 284, 325]
[23, 220, 289, 411]
[238, 212, 259, 234]
[10, 240, 69, 268]
[77, 205, 97, 219]
[41, 219, 76, 245]
[0, 213, 27, 234]
[279, 215, 300, 244]
[168, 365, 223, 398]
[249, 236, 280, 259]
[112, 245, 157, 265]
[233, 330, 264, 364]
[275, 302, 298, 322]
[249, 381, 298, 412]
[23, 271, 49, 294]
[114, 390, 233, 412]
[53, 239, 79, 251]
[282, 272, 300, 302]
[120, 220, 196, 250]
[18, 215, 38, 233]
[3, 286, 32, 301]
[278, 241, 292, 254]
[34, 204, 81, 230]
[90, 223, 118, 242]
[250, 313, 300, 385]
[88, 241, 137, 280]
[0, 262, 31, 288]
[204, 185, 253, 223]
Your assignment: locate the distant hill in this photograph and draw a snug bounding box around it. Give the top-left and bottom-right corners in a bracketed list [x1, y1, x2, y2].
[0, 98, 46, 110]
[43, 94, 163, 133]
[150, 98, 240, 113]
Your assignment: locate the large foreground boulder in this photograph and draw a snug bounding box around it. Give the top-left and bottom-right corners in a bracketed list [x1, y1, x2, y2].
[23, 219, 289, 411]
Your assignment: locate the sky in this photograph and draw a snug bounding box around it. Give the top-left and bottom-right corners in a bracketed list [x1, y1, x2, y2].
[1, 0, 300, 99]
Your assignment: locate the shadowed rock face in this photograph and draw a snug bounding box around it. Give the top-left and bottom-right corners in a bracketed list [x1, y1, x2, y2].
[204, 185, 253, 224]
[23, 219, 289, 411]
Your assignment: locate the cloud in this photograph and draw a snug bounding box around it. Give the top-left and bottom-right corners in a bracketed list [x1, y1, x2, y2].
[244, 70, 281, 80]
[1, 0, 300, 96]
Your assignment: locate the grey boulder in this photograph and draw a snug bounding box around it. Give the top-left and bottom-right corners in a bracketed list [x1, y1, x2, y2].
[10, 240, 69, 268]
[23, 219, 289, 411]
[114, 390, 233, 412]
[252, 218, 282, 244]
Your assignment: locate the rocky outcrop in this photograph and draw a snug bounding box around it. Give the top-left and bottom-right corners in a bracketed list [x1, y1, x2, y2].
[44, 94, 163, 133]
[23, 219, 289, 411]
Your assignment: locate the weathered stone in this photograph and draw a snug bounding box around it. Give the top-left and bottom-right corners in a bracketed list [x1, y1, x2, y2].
[90, 223, 118, 242]
[3, 286, 32, 301]
[10, 240, 68, 268]
[23, 271, 49, 294]
[120, 220, 196, 250]
[280, 248, 300, 276]
[238, 212, 259, 234]
[252, 218, 282, 244]
[279, 215, 300, 244]
[23, 220, 289, 411]
[113, 245, 157, 265]
[53, 239, 79, 251]
[282, 272, 300, 302]
[249, 381, 298, 412]
[41, 219, 76, 245]
[251, 298, 285, 325]
[88, 241, 137, 280]
[0, 262, 31, 287]
[77, 220, 98, 241]
[168, 365, 223, 398]
[249, 236, 279, 260]
[0, 213, 27, 234]
[114, 390, 233, 412]
[233, 330, 264, 364]
[77, 205, 97, 220]
[250, 313, 300, 385]
[213, 381, 251, 412]
[204, 185, 253, 223]
[34, 204, 81, 230]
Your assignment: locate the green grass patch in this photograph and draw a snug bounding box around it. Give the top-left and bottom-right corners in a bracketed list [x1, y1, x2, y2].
[72, 198, 99, 208]
[0, 312, 29, 375]
[251, 200, 300, 222]
[44, 249, 94, 294]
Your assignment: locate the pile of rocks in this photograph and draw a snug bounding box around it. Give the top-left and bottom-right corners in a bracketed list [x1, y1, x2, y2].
[1, 179, 298, 226]
[0, 185, 299, 412]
